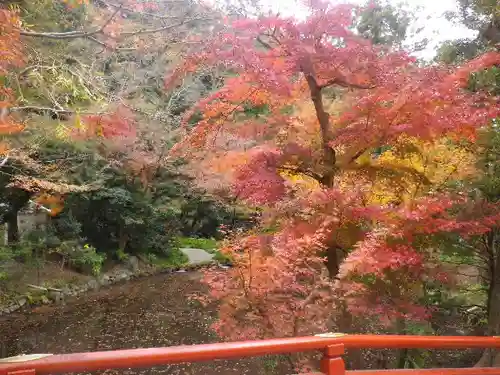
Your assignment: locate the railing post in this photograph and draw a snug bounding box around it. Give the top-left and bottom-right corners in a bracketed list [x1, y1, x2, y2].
[320, 344, 345, 375]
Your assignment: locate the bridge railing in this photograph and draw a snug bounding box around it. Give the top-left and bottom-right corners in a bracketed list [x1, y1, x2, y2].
[1, 334, 500, 375]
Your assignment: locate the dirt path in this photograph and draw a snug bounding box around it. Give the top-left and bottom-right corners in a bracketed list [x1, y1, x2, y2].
[0, 271, 288, 375]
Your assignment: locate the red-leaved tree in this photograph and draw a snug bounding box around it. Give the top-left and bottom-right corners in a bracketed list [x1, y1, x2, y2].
[166, 0, 500, 360]
[0, 7, 25, 135]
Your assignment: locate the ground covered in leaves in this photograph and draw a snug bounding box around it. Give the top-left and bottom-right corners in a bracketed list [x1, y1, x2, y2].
[0, 271, 290, 375]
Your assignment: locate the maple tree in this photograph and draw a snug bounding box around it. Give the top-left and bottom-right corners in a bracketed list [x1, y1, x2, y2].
[0, 7, 25, 136]
[72, 106, 137, 140]
[167, 0, 500, 355]
[338, 193, 500, 320]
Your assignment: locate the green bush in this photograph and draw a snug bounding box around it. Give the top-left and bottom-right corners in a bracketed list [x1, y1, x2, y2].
[71, 244, 106, 276]
[116, 248, 129, 261]
[148, 247, 188, 269]
[0, 245, 13, 262]
[52, 241, 105, 275]
[11, 242, 36, 263]
[70, 244, 106, 276]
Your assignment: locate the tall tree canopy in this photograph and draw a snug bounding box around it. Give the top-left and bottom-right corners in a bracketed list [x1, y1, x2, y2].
[166, 1, 500, 364]
[0, 0, 237, 269]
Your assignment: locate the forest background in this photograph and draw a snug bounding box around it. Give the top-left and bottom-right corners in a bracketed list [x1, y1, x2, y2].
[1, 0, 500, 371]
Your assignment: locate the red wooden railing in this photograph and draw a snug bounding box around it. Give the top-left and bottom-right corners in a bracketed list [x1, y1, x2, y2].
[1, 334, 500, 375]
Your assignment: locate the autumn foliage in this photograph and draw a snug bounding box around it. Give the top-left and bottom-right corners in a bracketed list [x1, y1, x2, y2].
[0, 8, 24, 135]
[339, 194, 500, 324]
[34, 193, 65, 216]
[0, 9, 23, 76]
[78, 107, 137, 140]
[167, 0, 500, 343]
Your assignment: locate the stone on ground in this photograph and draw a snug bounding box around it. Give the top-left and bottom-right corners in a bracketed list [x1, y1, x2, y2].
[180, 248, 214, 265]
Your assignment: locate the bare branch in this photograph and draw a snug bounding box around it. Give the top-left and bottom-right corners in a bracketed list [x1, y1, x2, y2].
[20, 30, 99, 39]
[100, 4, 123, 32]
[9, 106, 74, 116]
[97, 0, 187, 20]
[20, 5, 122, 39]
[118, 18, 208, 36]
[18, 65, 58, 76]
[9, 106, 105, 117]
[87, 35, 109, 48]
[86, 36, 136, 51]
[21, 13, 208, 48]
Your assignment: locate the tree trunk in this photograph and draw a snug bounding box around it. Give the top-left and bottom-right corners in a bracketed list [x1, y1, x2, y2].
[189, 217, 199, 236]
[476, 285, 500, 366]
[303, 66, 336, 188]
[477, 231, 500, 367]
[118, 228, 129, 254]
[301, 60, 365, 371]
[326, 246, 341, 279]
[396, 319, 408, 369]
[303, 59, 339, 280]
[397, 349, 409, 369]
[482, 19, 500, 45]
[2, 190, 31, 245]
[301, 61, 361, 371]
[6, 210, 19, 244]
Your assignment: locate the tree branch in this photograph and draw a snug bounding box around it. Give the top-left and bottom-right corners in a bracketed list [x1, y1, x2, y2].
[338, 147, 368, 167]
[87, 35, 109, 48]
[86, 36, 137, 51]
[256, 36, 273, 50]
[301, 57, 336, 188]
[319, 77, 375, 90]
[97, 0, 188, 20]
[18, 64, 59, 76]
[20, 5, 122, 39]
[118, 18, 207, 36]
[344, 163, 433, 185]
[10, 106, 74, 115]
[9, 106, 104, 117]
[442, 258, 489, 272]
[21, 13, 207, 49]
[20, 29, 101, 39]
[278, 165, 323, 183]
